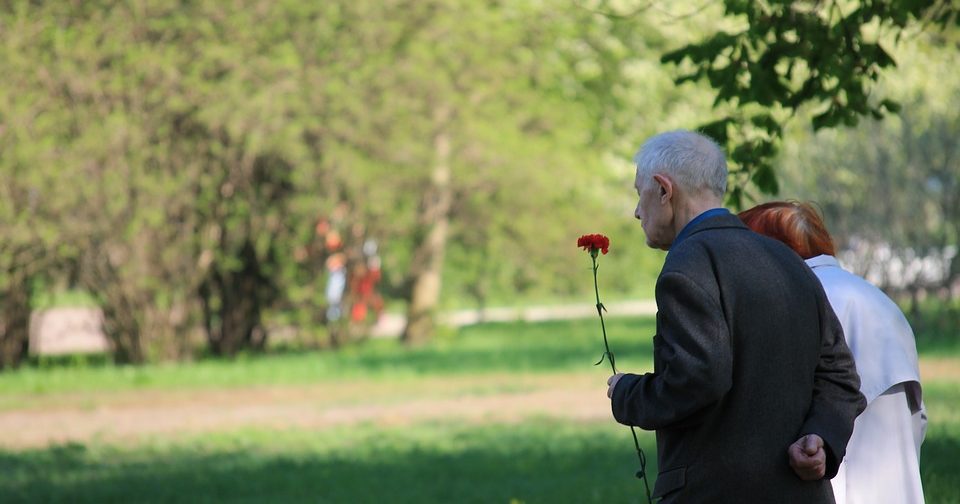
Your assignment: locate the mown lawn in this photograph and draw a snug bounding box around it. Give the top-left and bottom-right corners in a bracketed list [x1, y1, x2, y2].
[0, 317, 957, 503]
[0, 318, 657, 398]
[0, 421, 658, 504]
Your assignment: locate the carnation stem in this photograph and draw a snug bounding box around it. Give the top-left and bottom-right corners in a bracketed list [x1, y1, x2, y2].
[592, 253, 652, 504]
[592, 256, 616, 374]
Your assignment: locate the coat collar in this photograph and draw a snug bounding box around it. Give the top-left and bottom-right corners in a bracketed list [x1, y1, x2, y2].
[673, 208, 731, 247]
[670, 210, 747, 250]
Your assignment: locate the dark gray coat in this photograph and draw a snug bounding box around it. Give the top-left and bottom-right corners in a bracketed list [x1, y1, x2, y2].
[612, 213, 866, 503]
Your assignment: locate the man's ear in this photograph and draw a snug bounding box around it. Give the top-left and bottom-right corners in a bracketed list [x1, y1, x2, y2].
[652, 174, 673, 203]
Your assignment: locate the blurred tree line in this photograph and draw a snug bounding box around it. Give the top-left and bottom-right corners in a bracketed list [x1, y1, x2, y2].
[0, 0, 684, 366]
[0, 0, 956, 368]
[776, 28, 960, 326]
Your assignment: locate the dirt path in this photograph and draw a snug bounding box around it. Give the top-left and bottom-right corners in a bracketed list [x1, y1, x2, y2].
[0, 373, 612, 449]
[2, 358, 955, 450]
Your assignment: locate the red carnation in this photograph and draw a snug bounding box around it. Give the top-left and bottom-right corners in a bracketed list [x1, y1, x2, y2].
[577, 233, 610, 255]
[575, 230, 650, 501]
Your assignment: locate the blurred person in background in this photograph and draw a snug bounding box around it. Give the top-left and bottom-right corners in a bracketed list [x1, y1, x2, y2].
[324, 252, 347, 323]
[350, 239, 384, 324]
[740, 201, 926, 504]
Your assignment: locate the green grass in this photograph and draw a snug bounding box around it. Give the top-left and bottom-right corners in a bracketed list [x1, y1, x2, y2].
[0, 316, 958, 503]
[920, 382, 960, 504]
[0, 421, 657, 504]
[1, 396, 958, 504]
[0, 318, 657, 397]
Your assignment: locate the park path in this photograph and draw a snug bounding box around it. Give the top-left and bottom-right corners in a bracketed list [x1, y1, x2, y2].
[6, 301, 657, 449]
[30, 300, 658, 354]
[0, 373, 612, 449]
[2, 358, 957, 449]
[15, 302, 956, 450]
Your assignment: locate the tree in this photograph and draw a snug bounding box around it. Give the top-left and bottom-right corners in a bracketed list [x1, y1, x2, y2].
[298, 0, 664, 344]
[776, 32, 960, 314]
[0, 3, 95, 367]
[0, 0, 713, 362]
[659, 0, 959, 206]
[0, 1, 316, 361]
[330, 0, 693, 343]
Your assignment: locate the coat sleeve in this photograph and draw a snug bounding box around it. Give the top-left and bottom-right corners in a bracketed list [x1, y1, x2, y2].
[799, 290, 867, 478]
[611, 270, 733, 430]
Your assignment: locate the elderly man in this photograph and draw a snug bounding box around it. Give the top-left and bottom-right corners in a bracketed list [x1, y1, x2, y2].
[607, 130, 866, 503]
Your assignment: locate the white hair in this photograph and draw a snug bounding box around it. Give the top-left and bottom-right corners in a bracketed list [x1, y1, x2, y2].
[633, 130, 728, 198]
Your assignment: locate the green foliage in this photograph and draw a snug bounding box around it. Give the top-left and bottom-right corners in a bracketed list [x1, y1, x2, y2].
[660, 0, 959, 205]
[7, 0, 952, 359]
[2, 0, 689, 358]
[774, 32, 959, 311]
[908, 299, 960, 355]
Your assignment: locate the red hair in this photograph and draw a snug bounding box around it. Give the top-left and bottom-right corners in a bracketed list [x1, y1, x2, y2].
[738, 201, 836, 259]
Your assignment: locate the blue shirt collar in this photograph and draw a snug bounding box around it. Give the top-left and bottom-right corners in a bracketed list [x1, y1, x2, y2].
[671, 208, 730, 249]
[805, 254, 841, 270]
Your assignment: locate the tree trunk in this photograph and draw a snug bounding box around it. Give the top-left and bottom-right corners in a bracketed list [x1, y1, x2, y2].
[201, 241, 268, 356]
[402, 105, 453, 345]
[80, 249, 147, 365]
[0, 275, 32, 370]
[100, 299, 146, 364]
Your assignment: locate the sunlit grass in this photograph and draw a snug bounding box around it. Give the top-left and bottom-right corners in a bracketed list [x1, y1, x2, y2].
[0, 316, 957, 502]
[0, 401, 957, 503]
[0, 318, 657, 397]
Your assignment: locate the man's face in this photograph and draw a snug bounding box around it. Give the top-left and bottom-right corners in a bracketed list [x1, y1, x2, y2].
[634, 171, 673, 250]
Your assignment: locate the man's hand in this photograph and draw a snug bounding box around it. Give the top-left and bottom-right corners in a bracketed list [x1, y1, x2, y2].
[607, 373, 624, 399]
[788, 434, 826, 480]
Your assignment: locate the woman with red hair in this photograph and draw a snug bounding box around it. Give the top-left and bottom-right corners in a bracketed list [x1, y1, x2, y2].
[739, 201, 926, 504]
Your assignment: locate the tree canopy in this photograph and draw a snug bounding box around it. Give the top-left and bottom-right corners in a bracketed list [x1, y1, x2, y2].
[0, 0, 956, 366]
[659, 0, 959, 206]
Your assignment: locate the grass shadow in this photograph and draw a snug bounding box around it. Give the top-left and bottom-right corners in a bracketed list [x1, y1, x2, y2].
[0, 422, 656, 504]
[3, 416, 957, 503]
[920, 433, 960, 503]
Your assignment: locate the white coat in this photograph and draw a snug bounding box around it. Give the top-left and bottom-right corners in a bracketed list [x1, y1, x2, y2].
[806, 254, 927, 504]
